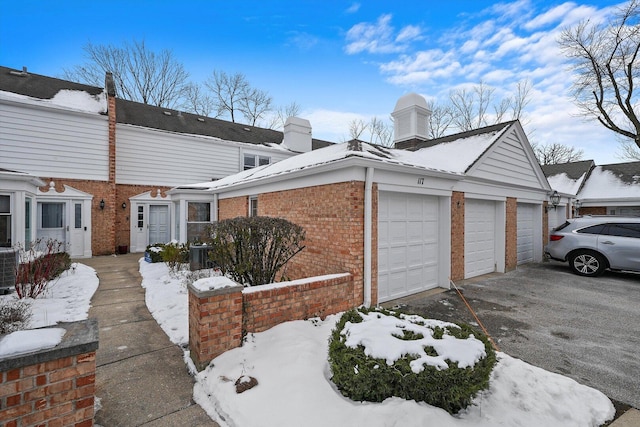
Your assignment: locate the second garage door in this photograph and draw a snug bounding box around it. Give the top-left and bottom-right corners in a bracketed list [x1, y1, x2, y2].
[465, 199, 497, 278]
[378, 192, 440, 302]
[517, 203, 535, 264]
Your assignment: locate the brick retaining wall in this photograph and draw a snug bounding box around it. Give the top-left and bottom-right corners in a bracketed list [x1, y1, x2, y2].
[0, 319, 99, 427]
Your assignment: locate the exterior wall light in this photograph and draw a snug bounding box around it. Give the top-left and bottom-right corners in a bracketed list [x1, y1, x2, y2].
[546, 190, 560, 211]
[122, 202, 127, 209]
[99, 199, 105, 210]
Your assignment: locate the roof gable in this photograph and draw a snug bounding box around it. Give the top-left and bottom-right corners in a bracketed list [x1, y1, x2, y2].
[578, 162, 640, 200]
[541, 160, 595, 195]
[464, 121, 551, 191]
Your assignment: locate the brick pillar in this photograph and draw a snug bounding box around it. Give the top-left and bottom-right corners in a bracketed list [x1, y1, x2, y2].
[188, 283, 244, 371]
[450, 192, 465, 281]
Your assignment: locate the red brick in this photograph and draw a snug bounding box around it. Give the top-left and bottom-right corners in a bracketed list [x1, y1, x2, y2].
[6, 368, 21, 381]
[76, 396, 94, 409]
[6, 394, 21, 406]
[75, 374, 95, 388]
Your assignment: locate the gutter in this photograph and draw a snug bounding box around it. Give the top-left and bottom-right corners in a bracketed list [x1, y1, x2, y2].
[363, 166, 374, 308]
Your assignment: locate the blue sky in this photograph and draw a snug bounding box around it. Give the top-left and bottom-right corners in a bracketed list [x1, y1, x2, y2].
[0, 0, 628, 164]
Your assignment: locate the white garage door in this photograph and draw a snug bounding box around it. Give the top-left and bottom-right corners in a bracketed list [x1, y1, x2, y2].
[549, 206, 567, 231]
[517, 203, 535, 264]
[378, 192, 439, 302]
[465, 199, 496, 278]
[619, 207, 640, 216]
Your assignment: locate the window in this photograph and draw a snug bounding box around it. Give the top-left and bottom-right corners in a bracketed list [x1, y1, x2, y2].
[243, 154, 270, 170]
[187, 202, 211, 241]
[0, 195, 10, 247]
[603, 223, 640, 238]
[41, 203, 64, 229]
[577, 224, 606, 235]
[137, 206, 144, 228]
[25, 197, 32, 247]
[74, 203, 82, 229]
[249, 196, 258, 217]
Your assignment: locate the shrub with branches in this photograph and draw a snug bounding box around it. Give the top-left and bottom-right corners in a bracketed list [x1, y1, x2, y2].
[206, 216, 305, 286]
[15, 239, 71, 299]
[0, 300, 32, 334]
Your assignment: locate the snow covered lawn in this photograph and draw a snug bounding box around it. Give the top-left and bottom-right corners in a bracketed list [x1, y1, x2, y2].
[138, 261, 615, 427]
[0, 263, 99, 357]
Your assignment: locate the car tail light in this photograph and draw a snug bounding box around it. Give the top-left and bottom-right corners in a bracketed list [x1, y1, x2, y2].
[549, 235, 564, 241]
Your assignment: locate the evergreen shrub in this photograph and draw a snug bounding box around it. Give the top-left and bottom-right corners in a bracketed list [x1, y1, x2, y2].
[328, 307, 496, 414]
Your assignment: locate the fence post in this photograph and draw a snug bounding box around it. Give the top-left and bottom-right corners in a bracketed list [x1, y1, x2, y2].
[188, 283, 244, 371]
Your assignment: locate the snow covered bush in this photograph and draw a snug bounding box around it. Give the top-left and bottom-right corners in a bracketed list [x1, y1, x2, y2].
[205, 216, 305, 286]
[328, 307, 496, 414]
[0, 300, 32, 334]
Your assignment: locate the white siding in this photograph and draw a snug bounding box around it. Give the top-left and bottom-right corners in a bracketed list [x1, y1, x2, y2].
[471, 128, 541, 188]
[0, 101, 109, 180]
[116, 125, 293, 186]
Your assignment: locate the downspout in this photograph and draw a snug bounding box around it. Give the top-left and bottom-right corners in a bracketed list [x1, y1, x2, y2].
[213, 193, 219, 222]
[363, 167, 374, 308]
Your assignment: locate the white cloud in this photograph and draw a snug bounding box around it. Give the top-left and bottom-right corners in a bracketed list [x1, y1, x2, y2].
[344, 14, 421, 55]
[524, 2, 576, 30]
[396, 25, 422, 43]
[345, 3, 360, 14]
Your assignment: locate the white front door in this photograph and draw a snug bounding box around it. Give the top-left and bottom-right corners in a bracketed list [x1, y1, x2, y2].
[69, 201, 85, 258]
[149, 205, 169, 245]
[37, 202, 66, 249]
[517, 203, 534, 265]
[378, 192, 440, 302]
[465, 199, 497, 278]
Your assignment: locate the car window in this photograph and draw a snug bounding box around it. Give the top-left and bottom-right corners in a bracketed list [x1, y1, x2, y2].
[576, 224, 607, 235]
[602, 223, 640, 238]
[554, 221, 571, 231]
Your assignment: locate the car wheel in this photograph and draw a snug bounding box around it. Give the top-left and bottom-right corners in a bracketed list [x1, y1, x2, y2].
[569, 250, 607, 276]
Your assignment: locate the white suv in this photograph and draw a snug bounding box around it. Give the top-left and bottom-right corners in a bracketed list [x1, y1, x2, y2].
[545, 216, 640, 276]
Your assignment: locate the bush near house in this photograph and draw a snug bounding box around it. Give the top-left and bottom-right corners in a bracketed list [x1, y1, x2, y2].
[205, 216, 305, 286]
[0, 300, 32, 333]
[15, 239, 71, 299]
[145, 242, 191, 273]
[328, 307, 497, 414]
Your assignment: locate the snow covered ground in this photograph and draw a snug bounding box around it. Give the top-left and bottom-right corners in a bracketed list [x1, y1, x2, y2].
[137, 261, 615, 427]
[0, 260, 616, 426]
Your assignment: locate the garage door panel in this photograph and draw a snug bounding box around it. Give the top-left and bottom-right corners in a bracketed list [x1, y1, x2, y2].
[378, 192, 440, 302]
[517, 203, 535, 264]
[465, 200, 496, 278]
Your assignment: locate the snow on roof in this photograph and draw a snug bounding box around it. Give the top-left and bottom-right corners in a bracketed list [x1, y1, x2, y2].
[176, 128, 502, 192]
[578, 166, 640, 199]
[547, 172, 586, 196]
[0, 88, 107, 114]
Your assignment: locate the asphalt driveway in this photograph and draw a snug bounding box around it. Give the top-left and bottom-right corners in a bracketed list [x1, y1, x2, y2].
[384, 261, 640, 409]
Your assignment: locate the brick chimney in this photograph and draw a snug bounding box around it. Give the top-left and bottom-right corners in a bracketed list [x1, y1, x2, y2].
[282, 117, 312, 153]
[391, 93, 431, 147]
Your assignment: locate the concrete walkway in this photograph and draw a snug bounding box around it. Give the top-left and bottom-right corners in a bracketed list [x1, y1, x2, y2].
[82, 254, 218, 427]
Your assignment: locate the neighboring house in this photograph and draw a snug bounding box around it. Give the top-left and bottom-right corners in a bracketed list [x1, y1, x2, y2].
[0, 65, 330, 255]
[169, 93, 553, 305]
[541, 160, 594, 230]
[542, 160, 640, 220]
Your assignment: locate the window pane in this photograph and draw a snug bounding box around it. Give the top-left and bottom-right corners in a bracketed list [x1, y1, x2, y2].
[138, 206, 144, 228]
[258, 156, 270, 166]
[74, 204, 82, 229]
[577, 224, 606, 235]
[604, 224, 640, 238]
[0, 215, 10, 247]
[0, 195, 9, 213]
[25, 198, 31, 246]
[244, 154, 256, 170]
[188, 202, 210, 222]
[42, 203, 63, 228]
[249, 197, 258, 217]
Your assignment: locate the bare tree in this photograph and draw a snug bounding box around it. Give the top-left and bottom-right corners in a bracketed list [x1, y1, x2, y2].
[205, 71, 250, 123]
[426, 100, 454, 138]
[559, 0, 640, 151]
[181, 83, 217, 117]
[64, 40, 189, 108]
[347, 117, 393, 146]
[531, 142, 585, 165]
[617, 139, 640, 160]
[266, 102, 303, 130]
[348, 119, 368, 140]
[239, 88, 273, 126]
[449, 80, 532, 132]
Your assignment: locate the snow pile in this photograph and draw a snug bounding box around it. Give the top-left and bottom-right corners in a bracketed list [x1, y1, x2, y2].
[579, 166, 640, 199]
[0, 89, 107, 114]
[0, 328, 66, 358]
[547, 172, 585, 195]
[342, 311, 486, 372]
[192, 316, 614, 427]
[192, 276, 237, 292]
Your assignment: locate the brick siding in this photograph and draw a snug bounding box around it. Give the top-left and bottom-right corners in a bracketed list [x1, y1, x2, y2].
[580, 206, 607, 215]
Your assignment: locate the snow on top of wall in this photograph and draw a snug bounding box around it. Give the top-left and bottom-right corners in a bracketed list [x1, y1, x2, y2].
[547, 172, 585, 196]
[0, 89, 107, 114]
[578, 166, 640, 199]
[179, 128, 503, 192]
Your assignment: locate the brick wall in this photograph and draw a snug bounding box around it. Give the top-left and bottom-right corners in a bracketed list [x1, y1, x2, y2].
[243, 274, 354, 333]
[505, 197, 517, 271]
[188, 273, 354, 370]
[218, 182, 367, 306]
[188, 284, 244, 371]
[450, 192, 465, 281]
[0, 320, 98, 427]
[580, 206, 607, 215]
